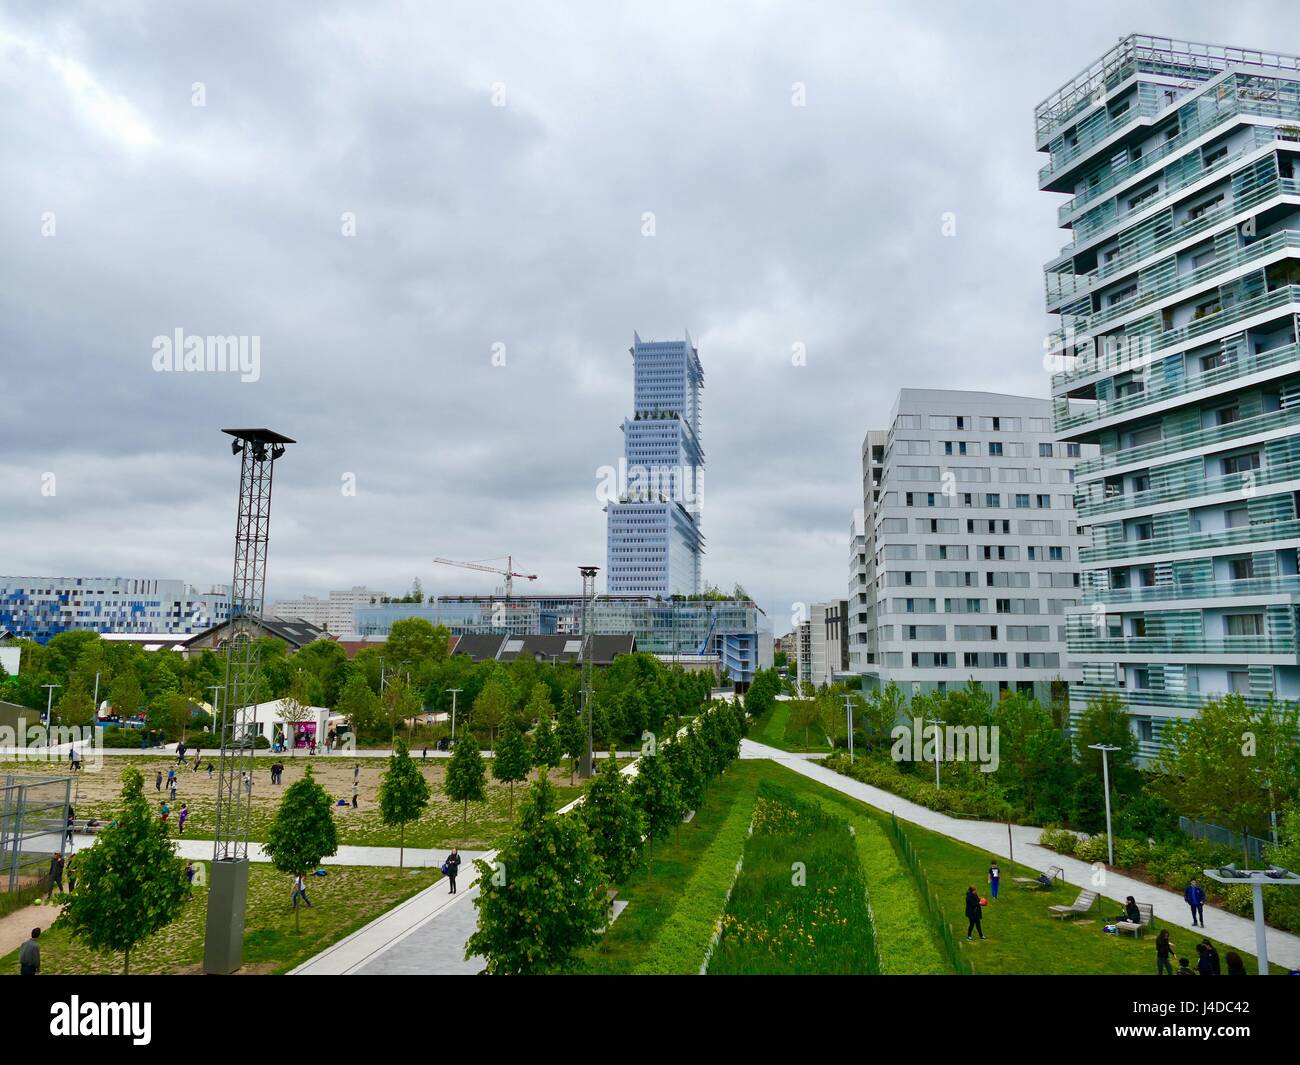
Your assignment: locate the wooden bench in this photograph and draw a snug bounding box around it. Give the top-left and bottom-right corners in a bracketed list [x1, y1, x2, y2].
[69, 819, 106, 835]
[1049, 889, 1098, 920]
[1013, 864, 1064, 890]
[1116, 902, 1154, 938]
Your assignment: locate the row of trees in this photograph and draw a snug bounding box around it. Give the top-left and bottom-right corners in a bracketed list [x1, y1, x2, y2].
[466, 700, 749, 974]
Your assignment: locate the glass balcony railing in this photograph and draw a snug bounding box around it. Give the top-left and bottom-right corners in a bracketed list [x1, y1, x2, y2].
[1074, 399, 1300, 474]
[1082, 573, 1300, 606]
[1067, 633, 1298, 656]
[1080, 517, 1300, 564]
[1051, 283, 1300, 388]
[1039, 84, 1164, 184]
[1076, 453, 1300, 519]
[1069, 682, 1277, 711]
[1046, 175, 1300, 302]
[1054, 342, 1300, 433]
[1060, 231, 1300, 337]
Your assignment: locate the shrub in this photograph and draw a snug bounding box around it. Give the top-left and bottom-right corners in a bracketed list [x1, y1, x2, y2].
[1114, 838, 1146, 868]
[1038, 826, 1079, 854]
[826, 754, 1015, 822]
[1073, 834, 1109, 863]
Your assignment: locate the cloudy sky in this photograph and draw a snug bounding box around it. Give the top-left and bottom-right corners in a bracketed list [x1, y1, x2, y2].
[3, 0, 1296, 633]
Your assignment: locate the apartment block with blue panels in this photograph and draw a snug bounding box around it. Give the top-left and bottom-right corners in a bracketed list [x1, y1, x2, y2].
[606, 332, 705, 596]
[1038, 35, 1300, 759]
[0, 576, 230, 642]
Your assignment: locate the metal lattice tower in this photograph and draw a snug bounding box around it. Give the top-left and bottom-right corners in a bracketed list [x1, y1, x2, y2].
[578, 565, 598, 777]
[204, 427, 293, 974]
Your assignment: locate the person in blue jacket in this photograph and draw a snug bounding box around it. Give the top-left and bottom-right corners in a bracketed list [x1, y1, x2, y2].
[1184, 878, 1206, 927]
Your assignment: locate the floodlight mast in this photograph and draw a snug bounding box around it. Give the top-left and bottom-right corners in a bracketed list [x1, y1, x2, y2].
[578, 566, 599, 778]
[203, 428, 293, 975]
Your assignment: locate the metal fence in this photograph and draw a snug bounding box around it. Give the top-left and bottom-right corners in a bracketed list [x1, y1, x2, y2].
[1179, 816, 1271, 864]
[0, 773, 72, 893]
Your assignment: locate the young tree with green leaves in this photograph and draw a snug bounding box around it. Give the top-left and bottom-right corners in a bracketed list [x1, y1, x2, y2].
[335, 670, 382, 742]
[556, 692, 584, 785]
[262, 765, 340, 931]
[493, 716, 532, 816]
[378, 738, 431, 869]
[445, 726, 487, 827]
[532, 705, 562, 781]
[472, 677, 510, 750]
[583, 748, 643, 883]
[466, 775, 608, 974]
[58, 767, 191, 973]
[630, 745, 680, 872]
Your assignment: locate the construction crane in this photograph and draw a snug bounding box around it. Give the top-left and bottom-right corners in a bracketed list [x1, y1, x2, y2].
[432, 555, 538, 599]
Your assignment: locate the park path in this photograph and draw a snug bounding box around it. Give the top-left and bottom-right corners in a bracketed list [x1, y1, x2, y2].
[740, 738, 1300, 970]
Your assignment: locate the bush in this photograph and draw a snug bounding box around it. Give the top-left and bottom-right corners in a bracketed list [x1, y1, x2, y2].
[1113, 838, 1147, 868]
[826, 754, 1015, 822]
[1073, 834, 1109, 863]
[101, 726, 148, 748]
[1038, 826, 1079, 854]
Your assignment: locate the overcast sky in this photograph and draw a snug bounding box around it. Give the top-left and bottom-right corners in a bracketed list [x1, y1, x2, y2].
[3, 1, 1297, 634]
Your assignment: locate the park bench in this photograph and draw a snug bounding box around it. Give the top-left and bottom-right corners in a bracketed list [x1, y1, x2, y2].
[1048, 889, 1098, 920]
[69, 819, 106, 835]
[1013, 864, 1064, 890]
[1116, 902, 1154, 938]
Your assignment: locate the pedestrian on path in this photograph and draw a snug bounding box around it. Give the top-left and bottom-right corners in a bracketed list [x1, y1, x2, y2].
[964, 885, 985, 940]
[351, 780, 359, 809]
[1184, 878, 1206, 927]
[444, 848, 461, 894]
[987, 860, 1000, 900]
[292, 874, 312, 911]
[155, 770, 163, 792]
[46, 854, 64, 900]
[178, 804, 189, 834]
[1156, 929, 1175, 975]
[19, 929, 40, 975]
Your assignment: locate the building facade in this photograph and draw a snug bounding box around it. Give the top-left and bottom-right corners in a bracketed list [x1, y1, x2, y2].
[852, 390, 1091, 703]
[0, 577, 230, 643]
[1038, 35, 1300, 758]
[847, 431, 888, 674]
[606, 333, 705, 596]
[269, 586, 387, 635]
[807, 599, 850, 689]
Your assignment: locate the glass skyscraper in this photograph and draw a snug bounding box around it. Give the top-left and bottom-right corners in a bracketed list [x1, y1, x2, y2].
[605, 332, 705, 595]
[1039, 35, 1300, 759]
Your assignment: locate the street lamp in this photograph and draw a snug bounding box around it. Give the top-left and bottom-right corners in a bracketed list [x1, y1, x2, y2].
[41, 683, 61, 728]
[447, 689, 463, 743]
[1203, 865, 1300, 974]
[841, 693, 857, 763]
[1088, 743, 1120, 866]
[925, 717, 944, 790]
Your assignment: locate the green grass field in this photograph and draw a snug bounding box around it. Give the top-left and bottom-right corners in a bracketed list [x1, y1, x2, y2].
[1, 864, 439, 975]
[752, 700, 831, 753]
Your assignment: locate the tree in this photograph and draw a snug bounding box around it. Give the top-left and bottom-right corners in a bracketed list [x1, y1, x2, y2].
[336, 670, 381, 740]
[262, 765, 340, 931]
[630, 746, 680, 872]
[789, 698, 822, 747]
[583, 748, 643, 883]
[107, 670, 143, 720]
[445, 727, 487, 828]
[381, 676, 421, 742]
[54, 675, 95, 727]
[279, 670, 314, 755]
[664, 734, 704, 834]
[493, 716, 532, 816]
[57, 767, 190, 973]
[556, 692, 584, 785]
[472, 678, 510, 750]
[378, 739, 430, 869]
[1073, 691, 1140, 796]
[466, 775, 608, 974]
[532, 704, 562, 781]
[860, 681, 907, 748]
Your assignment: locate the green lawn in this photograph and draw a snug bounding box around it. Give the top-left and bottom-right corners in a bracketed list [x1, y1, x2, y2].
[1, 863, 439, 975]
[752, 700, 831, 753]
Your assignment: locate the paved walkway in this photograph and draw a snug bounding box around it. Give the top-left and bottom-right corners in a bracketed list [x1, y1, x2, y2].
[63, 833, 482, 870]
[741, 738, 1300, 970]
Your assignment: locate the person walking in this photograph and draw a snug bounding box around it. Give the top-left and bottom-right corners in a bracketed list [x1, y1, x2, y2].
[167, 767, 176, 790]
[292, 873, 312, 912]
[169, 780, 178, 803]
[964, 885, 985, 940]
[178, 804, 189, 834]
[45, 854, 64, 901]
[351, 779, 359, 810]
[445, 848, 461, 894]
[1184, 878, 1206, 927]
[185, 860, 196, 884]
[987, 860, 1000, 901]
[19, 929, 41, 976]
[160, 800, 170, 824]
[192, 748, 201, 772]
[155, 770, 163, 793]
[66, 857, 76, 894]
[207, 761, 215, 779]
[1156, 929, 1175, 975]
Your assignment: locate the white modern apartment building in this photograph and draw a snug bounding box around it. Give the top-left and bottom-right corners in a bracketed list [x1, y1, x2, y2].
[270, 586, 387, 635]
[847, 431, 888, 674]
[850, 389, 1093, 703]
[0, 576, 230, 643]
[806, 599, 849, 689]
[1038, 35, 1300, 758]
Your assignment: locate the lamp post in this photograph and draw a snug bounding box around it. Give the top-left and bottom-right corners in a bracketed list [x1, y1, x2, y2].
[42, 684, 61, 728]
[447, 689, 462, 743]
[925, 717, 944, 790]
[92, 672, 101, 721]
[1203, 865, 1300, 974]
[1088, 743, 1120, 866]
[841, 693, 856, 763]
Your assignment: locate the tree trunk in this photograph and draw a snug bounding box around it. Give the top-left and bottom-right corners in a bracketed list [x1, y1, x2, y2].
[123, 947, 130, 975]
[400, 823, 406, 871]
[462, 799, 468, 827]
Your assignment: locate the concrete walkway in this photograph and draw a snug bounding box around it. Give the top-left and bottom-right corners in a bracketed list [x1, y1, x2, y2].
[741, 738, 1300, 970]
[64, 833, 482, 870]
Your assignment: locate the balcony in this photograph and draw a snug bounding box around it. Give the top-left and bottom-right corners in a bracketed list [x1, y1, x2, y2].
[1051, 281, 1300, 389]
[1082, 573, 1300, 607]
[1060, 230, 1300, 338]
[1055, 340, 1300, 434]
[1067, 633, 1298, 657]
[1080, 516, 1300, 564]
[1069, 682, 1276, 711]
[1076, 452, 1300, 519]
[1038, 84, 1164, 185]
